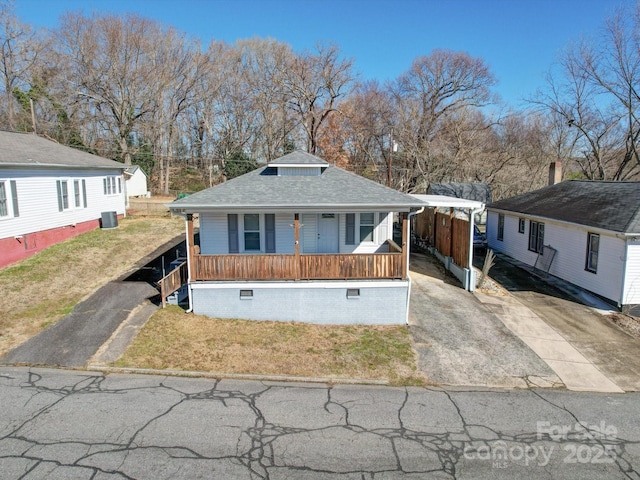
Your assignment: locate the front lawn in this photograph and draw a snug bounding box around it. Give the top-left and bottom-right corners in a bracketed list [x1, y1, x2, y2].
[113, 306, 425, 385]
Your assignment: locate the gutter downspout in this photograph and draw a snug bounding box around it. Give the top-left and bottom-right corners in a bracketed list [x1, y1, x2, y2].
[405, 206, 425, 324]
[467, 205, 485, 292]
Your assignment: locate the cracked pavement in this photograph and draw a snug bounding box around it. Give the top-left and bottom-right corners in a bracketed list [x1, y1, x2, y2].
[1, 367, 639, 479]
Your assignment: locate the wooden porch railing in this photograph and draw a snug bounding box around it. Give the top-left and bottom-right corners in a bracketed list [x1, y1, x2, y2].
[193, 253, 404, 281]
[158, 261, 188, 308]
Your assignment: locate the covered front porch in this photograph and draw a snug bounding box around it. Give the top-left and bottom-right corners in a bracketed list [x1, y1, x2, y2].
[159, 212, 410, 305]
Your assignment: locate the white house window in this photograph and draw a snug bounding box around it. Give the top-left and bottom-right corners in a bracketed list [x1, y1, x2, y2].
[243, 214, 260, 251]
[74, 180, 81, 207]
[359, 213, 375, 242]
[0, 181, 16, 217]
[56, 180, 70, 211]
[104, 176, 121, 195]
[497, 214, 505, 241]
[586, 233, 599, 273]
[528, 221, 545, 254]
[518, 218, 525, 234]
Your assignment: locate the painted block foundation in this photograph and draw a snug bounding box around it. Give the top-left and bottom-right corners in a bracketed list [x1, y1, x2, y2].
[0, 216, 121, 269]
[190, 280, 410, 325]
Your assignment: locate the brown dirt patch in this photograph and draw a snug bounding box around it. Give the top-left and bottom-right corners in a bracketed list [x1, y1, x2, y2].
[608, 313, 640, 338]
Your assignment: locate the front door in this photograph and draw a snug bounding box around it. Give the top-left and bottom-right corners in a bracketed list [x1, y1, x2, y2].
[317, 213, 339, 253]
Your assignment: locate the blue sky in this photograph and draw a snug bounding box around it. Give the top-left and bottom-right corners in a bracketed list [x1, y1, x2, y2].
[15, 0, 632, 107]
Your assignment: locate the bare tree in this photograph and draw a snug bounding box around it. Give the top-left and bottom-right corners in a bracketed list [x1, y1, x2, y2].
[279, 43, 354, 154]
[391, 49, 497, 191]
[0, 1, 41, 130]
[56, 13, 173, 165]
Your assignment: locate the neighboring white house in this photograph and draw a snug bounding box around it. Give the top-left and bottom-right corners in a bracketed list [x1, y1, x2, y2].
[124, 165, 149, 198]
[486, 180, 640, 311]
[0, 131, 127, 269]
[167, 151, 428, 325]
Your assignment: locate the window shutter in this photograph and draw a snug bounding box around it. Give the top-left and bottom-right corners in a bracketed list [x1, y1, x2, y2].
[265, 214, 276, 253]
[103, 178, 107, 195]
[228, 214, 239, 253]
[10, 180, 18, 217]
[56, 180, 63, 212]
[346, 213, 355, 245]
[82, 180, 87, 208]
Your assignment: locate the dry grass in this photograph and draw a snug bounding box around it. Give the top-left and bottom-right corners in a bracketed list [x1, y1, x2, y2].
[114, 306, 425, 385]
[0, 216, 184, 356]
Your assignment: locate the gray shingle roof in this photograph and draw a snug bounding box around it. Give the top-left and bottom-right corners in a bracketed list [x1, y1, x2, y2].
[0, 130, 125, 169]
[488, 180, 640, 234]
[427, 182, 492, 203]
[268, 150, 328, 165]
[171, 161, 426, 212]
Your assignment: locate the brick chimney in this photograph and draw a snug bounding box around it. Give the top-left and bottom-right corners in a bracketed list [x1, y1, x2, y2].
[549, 161, 562, 186]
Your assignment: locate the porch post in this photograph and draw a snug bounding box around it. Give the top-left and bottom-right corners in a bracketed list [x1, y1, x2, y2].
[186, 213, 196, 281]
[294, 213, 301, 280]
[401, 212, 408, 279]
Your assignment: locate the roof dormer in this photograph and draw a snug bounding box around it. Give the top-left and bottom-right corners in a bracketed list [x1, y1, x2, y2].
[267, 150, 328, 176]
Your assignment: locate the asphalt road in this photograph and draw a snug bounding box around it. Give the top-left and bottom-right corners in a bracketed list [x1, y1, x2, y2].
[0, 366, 638, 479]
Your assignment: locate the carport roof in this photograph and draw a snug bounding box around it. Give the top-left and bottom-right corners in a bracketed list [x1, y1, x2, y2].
[410, 194, 485, 210]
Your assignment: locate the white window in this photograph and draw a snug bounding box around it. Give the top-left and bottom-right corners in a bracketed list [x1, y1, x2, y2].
[359, 212, 375, 242]
[243, 214, 261, 251]
[57, 180, 70, 211]
[58, 179, 87, 211]
[104, 176, 121, 196]
[0, 180, 19, 218]
[74, 180, 81, 207]
[586, 233, 599, 273]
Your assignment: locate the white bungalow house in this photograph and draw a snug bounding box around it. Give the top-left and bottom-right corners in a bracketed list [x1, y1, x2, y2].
[124, 165, 149, 198]
[167, 151, 428, 325]
[486, 180, 640, 311]
[0, 131, 126, 269]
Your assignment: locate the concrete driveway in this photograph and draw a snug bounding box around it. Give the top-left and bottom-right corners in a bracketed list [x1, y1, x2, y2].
[408, 254, 560, 389]
[486, 254, 640, 392]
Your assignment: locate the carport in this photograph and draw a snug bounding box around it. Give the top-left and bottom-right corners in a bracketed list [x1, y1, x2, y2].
[410, 194, 484, 291]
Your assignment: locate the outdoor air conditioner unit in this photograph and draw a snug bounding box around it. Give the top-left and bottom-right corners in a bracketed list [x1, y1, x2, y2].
[101, 211, 118, 229]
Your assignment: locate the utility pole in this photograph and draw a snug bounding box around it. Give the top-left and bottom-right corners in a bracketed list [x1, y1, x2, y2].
[387, 131, 397, 187]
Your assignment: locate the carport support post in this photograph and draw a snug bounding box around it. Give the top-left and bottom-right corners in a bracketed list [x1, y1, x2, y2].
[401, 212, 408, 278]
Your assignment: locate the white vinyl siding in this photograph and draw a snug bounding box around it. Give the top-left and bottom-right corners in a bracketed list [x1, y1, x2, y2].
[199, 211, 394, 256]
[199, 213, 229, 254]
[487, 210, 625, 305]
[623, 239, 640, 305]
[275, 213, 294, 253]
[0, 168, 125, 241]
[301, 214, 318, 253]
[200, 212, 296, 255]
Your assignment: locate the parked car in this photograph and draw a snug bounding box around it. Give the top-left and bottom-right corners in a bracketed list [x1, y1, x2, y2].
[474, 225, 487, 250]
